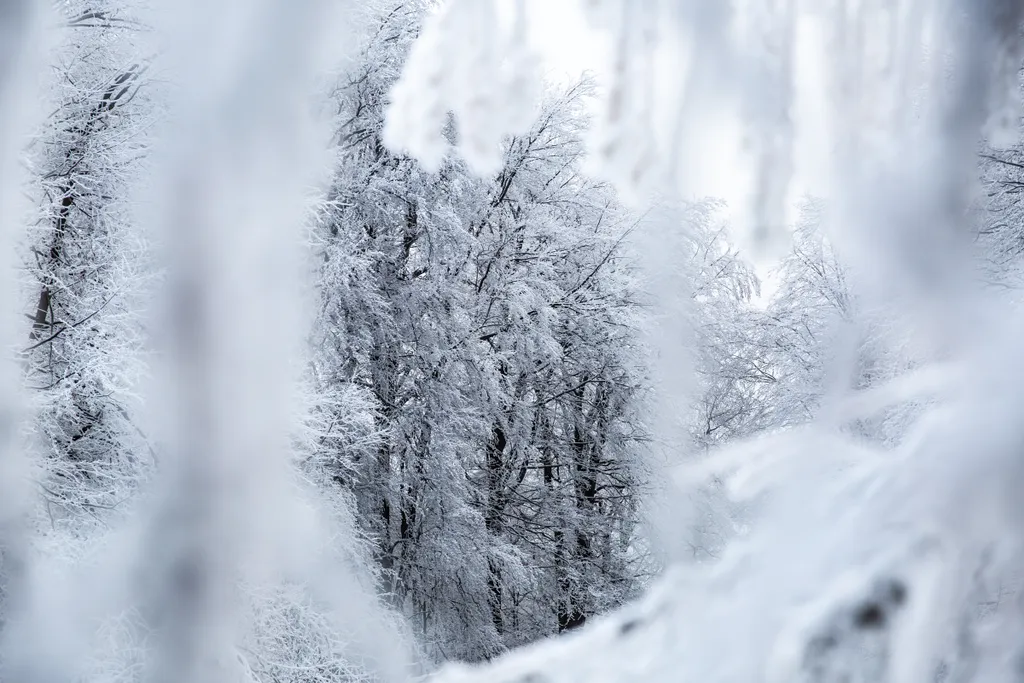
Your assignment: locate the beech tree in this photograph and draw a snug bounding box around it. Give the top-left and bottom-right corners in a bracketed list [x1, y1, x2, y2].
[683, 200, 771, 448]
[23, 0, 153, 525]
[314, 3, 650, 661]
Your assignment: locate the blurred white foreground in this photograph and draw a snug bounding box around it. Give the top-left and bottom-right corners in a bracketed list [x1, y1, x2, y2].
[0, 1, 1023, 682]
[386, 1, 1024, 682]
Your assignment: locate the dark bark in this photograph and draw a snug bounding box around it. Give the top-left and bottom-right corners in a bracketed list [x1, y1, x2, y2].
[485, 422, 508, 633]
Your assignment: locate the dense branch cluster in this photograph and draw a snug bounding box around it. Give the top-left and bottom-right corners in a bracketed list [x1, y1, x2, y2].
[313, 10, 651, 660]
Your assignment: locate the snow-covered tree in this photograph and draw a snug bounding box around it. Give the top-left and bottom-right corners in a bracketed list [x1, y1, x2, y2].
[683, 200, 770, 448]
[316, 3, 651, 661]
[23, 0, 153, 532]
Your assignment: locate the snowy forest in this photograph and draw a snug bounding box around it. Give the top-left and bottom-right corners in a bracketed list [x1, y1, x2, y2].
[1, 0, 1023, 682]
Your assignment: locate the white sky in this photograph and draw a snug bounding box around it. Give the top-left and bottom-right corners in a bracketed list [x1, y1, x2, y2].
[522, 0, 603, 81]
[519, 1, 833, 303]
[521, 0, 749, 204]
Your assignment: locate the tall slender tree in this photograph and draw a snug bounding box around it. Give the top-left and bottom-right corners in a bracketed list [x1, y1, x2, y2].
[24, 0, 153, 523]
